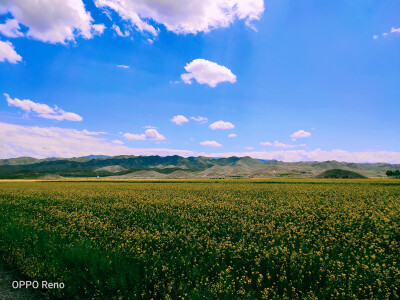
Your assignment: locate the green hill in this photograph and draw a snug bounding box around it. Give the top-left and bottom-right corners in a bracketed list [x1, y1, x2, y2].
[315, 169, 367, 179]
[0, 156, 398, 179]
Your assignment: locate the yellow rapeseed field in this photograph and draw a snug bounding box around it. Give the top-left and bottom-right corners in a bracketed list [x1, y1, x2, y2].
[0, 179, 399, 299]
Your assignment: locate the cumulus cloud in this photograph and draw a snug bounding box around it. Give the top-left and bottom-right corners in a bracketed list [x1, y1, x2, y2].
[4, 93, 82, 121]
[260, 140, 306, 149]
[0, 40, 22, 63]
[228, 133, 237, 138]
[0, 19, 24, 37]
[92, 24, 106, 35]
[112, 139, 124, 145]
[124, 129, 166, 141]
[116, 64, 130, 69]
[181, 59, 236, 87]
[94, 0, 264, 36]
[200, 140, 222, 147]
[291, 130, 311, 141]
[1, 122, 400, 164]
[0, 122, 192, 158]
[209, 120, 235, 130]
[190, 116, 208, 123]
[171, 115, 189, 125]
[0, 0, 100, 43]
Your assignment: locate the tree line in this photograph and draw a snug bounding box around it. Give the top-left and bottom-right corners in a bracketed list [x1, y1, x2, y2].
[386, 170, 400, 177]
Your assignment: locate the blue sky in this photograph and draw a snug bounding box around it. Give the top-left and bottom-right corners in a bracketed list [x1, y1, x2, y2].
[0, 0, 399, 162]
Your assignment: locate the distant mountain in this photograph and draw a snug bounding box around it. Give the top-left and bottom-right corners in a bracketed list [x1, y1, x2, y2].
[0, 155, 398, 179]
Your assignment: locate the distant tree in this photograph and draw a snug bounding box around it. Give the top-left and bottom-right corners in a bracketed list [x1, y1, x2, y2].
[386, 170, 400, 177]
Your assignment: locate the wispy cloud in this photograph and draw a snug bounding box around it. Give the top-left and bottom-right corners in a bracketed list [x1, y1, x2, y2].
[4, 93, 82, 121]
[190, 116, 208, 123]
[0, 41, 22, 64]
[0, 122, 189, 158]
[374, 27, 400, 39]
[116, 64, 130, 69]
[260, 140, 306, 149]
[94, 0, 264, 36]
[1, 122, 400, 163]
[228, 133, 237, 138]
[0, 19, 24, 38]
[112, 24, 130, 37]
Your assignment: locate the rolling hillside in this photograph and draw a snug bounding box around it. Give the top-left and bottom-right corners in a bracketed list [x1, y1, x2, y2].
[0, 155, 398, 179]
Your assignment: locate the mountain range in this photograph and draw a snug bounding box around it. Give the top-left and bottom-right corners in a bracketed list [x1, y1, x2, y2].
[0, 155, 398, 179]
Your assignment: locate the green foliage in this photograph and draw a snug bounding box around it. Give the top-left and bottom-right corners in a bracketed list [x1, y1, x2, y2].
[316, 169, 367, 179]
[0, 179, 400, 299]
[386, 170, 400, 177]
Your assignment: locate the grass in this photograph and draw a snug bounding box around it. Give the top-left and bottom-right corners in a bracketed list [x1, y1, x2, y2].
[0, 179, 399, 299]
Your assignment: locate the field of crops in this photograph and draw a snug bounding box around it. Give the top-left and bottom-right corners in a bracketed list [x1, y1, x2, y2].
[0, 179, 399, 299]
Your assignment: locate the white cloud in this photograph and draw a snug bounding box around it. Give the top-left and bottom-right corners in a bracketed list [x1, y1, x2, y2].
[377, 27, 400, 38]
[81, 129, 106, 135]
[145, 129, 166, 140]
[171, 115, 189, 125]
[260, 140, 306, 149]
[112, 24, 130, 37]
[209, 120, 235, 130]
[0, 0, 99, 43]
[228, 133, 237, 138]
[92, 24, 106, 35]
[200, 140, 222, 147]
[112, 139, 124, 145]
[0, 122, 192, 158]
[116, 64, 130, 69]
[94, 0, 264, 36]
[1, 122, 400, 164]
[4, 93, 82, 121]
[245, 147, 254, 150]
[123, 133, 146, 140]
[0, 19, 24, 37]
[290, 130, 311, 141]
[181, 59, 236, 87]
[203, 149, 400, 164]
[124, 129, 166, 141]
[190, 116, 208, 123]
[0, 40, 22, 63]
[144, 125, 156, 129]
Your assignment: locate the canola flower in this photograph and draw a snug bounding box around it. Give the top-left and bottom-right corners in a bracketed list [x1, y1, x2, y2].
[0, 179, 399, 299]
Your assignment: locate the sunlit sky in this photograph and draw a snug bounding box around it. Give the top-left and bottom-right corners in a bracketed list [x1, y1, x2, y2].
[0, 0, 399, 163]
